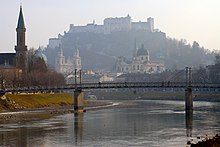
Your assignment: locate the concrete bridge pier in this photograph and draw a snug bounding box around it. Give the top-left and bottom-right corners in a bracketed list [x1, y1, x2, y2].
[74, 88, 84, 113]
[185, 87, 193, 110]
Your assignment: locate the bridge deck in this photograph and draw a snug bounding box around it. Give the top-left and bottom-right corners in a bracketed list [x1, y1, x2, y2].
[1, 82, 220, 94]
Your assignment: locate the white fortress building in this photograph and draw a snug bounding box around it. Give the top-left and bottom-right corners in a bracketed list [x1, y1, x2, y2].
[115, 44, 165, 74]
[55, 48, 82, 74]
[69, 14, 154, 34]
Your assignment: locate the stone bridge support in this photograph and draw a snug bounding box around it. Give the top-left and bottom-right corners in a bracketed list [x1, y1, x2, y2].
[185, 87, 193, 110]
[185, 67, 193, 110]
[74, 89, 84, 113]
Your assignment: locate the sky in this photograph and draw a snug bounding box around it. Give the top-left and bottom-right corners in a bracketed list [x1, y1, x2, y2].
[0, 0, 220, 53]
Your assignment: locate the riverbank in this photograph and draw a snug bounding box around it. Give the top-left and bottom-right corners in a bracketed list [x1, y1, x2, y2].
[189, 134, 220, 147]
[0, 93, 74, 111]
[0, 100, 120, 123]
[0, 93, 117, 123]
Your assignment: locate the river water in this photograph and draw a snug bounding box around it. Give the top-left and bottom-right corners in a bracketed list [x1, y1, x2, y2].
[0, 100, 220, 147]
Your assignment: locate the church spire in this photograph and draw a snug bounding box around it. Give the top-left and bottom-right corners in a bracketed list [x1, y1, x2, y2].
[15, 5, 28, 73]
[17, 5, 25, 29]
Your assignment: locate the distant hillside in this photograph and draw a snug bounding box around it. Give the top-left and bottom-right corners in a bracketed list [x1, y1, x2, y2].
[44, 30, 214, 71]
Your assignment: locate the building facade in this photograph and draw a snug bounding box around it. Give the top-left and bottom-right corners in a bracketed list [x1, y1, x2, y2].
[115, 44, 165, 74]
[55, 48, 82, 74]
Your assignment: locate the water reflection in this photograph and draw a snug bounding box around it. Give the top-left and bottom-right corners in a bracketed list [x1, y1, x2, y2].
[74, 113, 84, 146]
[0, 125, 28, 147]
[0, 100, 219, 147]
[185, 110, 193, 137]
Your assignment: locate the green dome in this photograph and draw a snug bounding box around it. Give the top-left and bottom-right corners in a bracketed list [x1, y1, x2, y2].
[136, 44, 149, 56]
[35, 48, 47, 63]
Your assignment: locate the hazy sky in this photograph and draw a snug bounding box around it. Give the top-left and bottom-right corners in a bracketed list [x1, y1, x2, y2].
[0, 0, 220, 52]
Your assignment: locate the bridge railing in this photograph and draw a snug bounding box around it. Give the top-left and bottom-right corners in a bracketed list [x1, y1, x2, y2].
[1, 82, 220, 93]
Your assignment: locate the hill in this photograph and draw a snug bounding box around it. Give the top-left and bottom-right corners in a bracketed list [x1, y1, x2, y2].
[44, 30, 214, 71]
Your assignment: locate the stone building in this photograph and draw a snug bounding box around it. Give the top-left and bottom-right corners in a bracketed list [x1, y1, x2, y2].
[115, 44, 165, 74]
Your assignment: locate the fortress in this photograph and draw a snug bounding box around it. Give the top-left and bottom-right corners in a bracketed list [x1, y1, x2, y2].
[48, 15, 154, 48]
[69, 14, 154, 34]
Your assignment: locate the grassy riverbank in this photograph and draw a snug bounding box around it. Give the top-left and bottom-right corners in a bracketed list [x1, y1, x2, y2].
[0, 93, 114, 123]
[0, 93, 75, 111]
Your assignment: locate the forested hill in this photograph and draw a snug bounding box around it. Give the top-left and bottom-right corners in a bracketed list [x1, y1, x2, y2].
[45, 30, 214, 71]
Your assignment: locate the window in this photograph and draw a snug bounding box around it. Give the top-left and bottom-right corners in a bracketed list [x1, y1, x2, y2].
[19, 35, 23, 46]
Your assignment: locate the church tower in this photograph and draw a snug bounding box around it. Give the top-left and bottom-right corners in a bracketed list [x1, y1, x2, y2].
[55, 48, 65, 73]
[15, 5, 28, 73]
[73, 49, 82, 71]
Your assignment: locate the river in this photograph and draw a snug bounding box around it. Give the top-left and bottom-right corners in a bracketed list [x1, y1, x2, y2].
[0, 100, 220, 147]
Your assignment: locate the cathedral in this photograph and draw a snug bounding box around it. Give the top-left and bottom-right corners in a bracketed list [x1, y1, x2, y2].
[115, 44, 165, 74]
[55, 48, 82, 74]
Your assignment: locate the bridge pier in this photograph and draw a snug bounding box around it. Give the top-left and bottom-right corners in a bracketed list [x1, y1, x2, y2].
[74, 88, 84, 113]
[185, 87, 193, 110]
[185, 67, 193, 111]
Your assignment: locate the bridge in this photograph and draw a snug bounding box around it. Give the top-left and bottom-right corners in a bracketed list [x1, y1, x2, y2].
[0, 67, 220, 113]
[1, 82, 220, 93]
